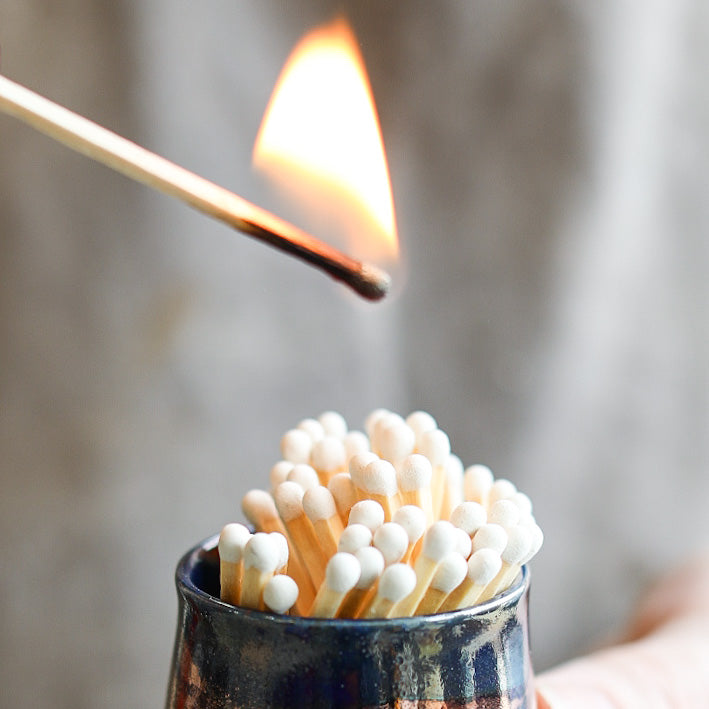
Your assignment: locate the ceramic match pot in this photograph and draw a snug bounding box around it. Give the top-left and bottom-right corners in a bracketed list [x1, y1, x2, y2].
[166, 534, 535, 709]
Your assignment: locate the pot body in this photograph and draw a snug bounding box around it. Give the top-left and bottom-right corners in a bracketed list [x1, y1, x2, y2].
[166, 535, 535, 708]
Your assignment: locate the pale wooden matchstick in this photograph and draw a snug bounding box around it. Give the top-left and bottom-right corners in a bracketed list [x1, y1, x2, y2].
[218, 523, 252, 605]
[309, 552, 361, 618]
[274, 481, 327, 588]
[463, 464, 494, 507]
[353, 459, 400, 521]
[0, 75, 390, 300]
[396, 454, 435, 525]
[478, 525, 532, 603]
[240, 532, 282, 609]
[338, 546, 385, 618]
[328, 472, 358, 526]
[415, 552, 468, 616]
[391, 520, 458, 617]
[359, 562, 417, 619]
[303, 485, 345, 559]
[417, 429, 451, 520]
[241, 488, 315, 613]
[438, 548, 503, 612]
[440, 454, 464, 521]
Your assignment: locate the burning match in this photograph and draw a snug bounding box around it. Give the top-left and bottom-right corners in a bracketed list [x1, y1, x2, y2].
[0, 73, 391, 301]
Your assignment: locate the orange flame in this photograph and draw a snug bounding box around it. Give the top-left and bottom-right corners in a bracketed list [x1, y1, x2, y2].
[253, 17, 398, 263]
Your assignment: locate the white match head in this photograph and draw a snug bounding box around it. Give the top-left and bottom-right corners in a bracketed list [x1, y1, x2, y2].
[431, 552, 469, 593]
[512, 492, 533, 517]
[338, 523, 373, 553]
[472, 523, 509, 555]
[348, 500, 385, 532]
[467, 548, 503, 585]
[501, 525, 532, 565]
[343, 430, 370, 459]
[370, 412, 405, 455]
[488, 479, 517, 507]
[287, 463, 320, 491]
[417, 429, 450, 467]
[373, 522, 409, 565]
[360, 459, 398, 496]
[270, 461, 294, 491]
[354, 546, 385, 589]
[396, 454, 432, 492]
[218, 523, 251, 563]
[422, 520, 458, 562]
[488, 499, 521, 530]
[378, 563, 417, 602]
[269, 532, 290, 569]
[318, 411, 348, 439]
[244, 532, 281, 572]
[303, 485, 338, 522]
[450, 501, 487, 536]
[364, 408, 390, 438]
[281, 428, 313, 464]
[310, 436, 347, 475]
[454, 527, 473, 559]
[325, 552, 361, 593]
[274, 481, 305, 522]
[242, 489, 278, 526]
[392, 505, 427, 544]
[376, 420, 415, 464]
[263, 574, 299, 614]
[348, 451, 379, 487]
[405, 410, 437, 438]
[463, 464, 494, 503]
[520, 522, 544, 564]
[297, 417, 325, 442]
[328, 473, 357, 517]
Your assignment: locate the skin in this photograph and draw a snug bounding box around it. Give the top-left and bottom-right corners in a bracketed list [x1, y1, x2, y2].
[536, 551, 709, 708]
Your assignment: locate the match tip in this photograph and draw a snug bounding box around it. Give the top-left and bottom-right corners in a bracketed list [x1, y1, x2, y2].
[379, 563, 417, 602]
[274, 480, 305, 521]
[392, 505, 427, 543]
[281, 428, 313, 464]
[472, 523, 509, 555]
[451, 501, 487, 536]
[488, 499, 521, 530]
[501, 525, 532, 565]
[468, 548, 503, 585]
[348, 499, 385, 532]
[218, 523, 252, 562]
[303, 485, 338, 522]
[417, 429, 451, 466]
[432, 553, 469, 593]
[310, 436, 346, 474]
[354, 546, 385, 589]
[287, 463, 320, 491]
[454, 527, 473, 559]
[353, 263, 391, 301]
[242, 489, 278, 525]
[244, 532, 281, 572]
[361, 459, 398, 496]
[318, 411, 348, 439]
[397, 454, 433, 491]
[263, 574, 299, 614]
[325, 552, 361, 593]
[338, 523, 373, 553]
[373, 522, 409, 565]
[422, 520, 458, 561]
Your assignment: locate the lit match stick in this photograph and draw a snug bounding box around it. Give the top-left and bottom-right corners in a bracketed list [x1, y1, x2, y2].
[0, 75, 391, 301]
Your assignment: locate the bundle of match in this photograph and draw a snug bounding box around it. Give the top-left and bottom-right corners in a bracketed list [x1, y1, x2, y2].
[219, 409, 543, 618]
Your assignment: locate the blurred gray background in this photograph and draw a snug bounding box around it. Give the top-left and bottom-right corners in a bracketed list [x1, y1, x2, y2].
[1, 1, 708, 706]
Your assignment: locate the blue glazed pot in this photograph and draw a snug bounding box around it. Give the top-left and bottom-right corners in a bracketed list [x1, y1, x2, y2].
[166, 534, 535, 708]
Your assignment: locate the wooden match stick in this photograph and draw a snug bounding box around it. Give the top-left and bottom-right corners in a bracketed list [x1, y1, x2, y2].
[0, 74, 390, 300]
[218, 523, 252, 605]
[309, 552, 361, 618]
[240, 533, 281, 609]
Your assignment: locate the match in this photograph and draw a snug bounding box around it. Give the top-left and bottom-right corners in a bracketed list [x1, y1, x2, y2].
[217, 408, 543, 618]
[0, 75, 391, 301]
